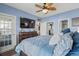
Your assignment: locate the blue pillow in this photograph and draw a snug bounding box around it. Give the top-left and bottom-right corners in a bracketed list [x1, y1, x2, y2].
[66, 32, 79, 56]
[72, 32, 79, 49]
[62, 28, 70, 34]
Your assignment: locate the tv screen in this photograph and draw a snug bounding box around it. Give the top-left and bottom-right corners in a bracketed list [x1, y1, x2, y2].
[20, 17, 35, 28]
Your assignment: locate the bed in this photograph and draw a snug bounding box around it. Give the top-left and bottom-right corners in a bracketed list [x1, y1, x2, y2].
[15, 35, 53, 56]
[15, 29, 79, 56]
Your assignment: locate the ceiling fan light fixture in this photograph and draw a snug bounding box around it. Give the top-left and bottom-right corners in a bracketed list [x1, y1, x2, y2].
[42, 9, 48, 14]
[35, 3, 56, 14]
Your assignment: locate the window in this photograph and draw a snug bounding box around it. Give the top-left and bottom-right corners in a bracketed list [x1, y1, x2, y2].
[72, 17, 79, 32]
[0, 19, 12, 47]
[72, 17, 79, 26]
[0, 13, 16, 52]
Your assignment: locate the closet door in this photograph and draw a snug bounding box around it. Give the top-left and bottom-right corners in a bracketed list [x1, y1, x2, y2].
[0, 13, 16, 53]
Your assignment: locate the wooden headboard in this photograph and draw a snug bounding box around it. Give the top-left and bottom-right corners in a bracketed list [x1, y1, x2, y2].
[19, 31, 38, 43]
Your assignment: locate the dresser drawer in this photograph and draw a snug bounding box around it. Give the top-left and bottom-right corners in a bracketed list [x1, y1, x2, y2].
[19, 31, 38, 43]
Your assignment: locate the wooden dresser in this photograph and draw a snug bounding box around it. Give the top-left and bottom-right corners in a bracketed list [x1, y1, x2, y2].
[19, 31, 38, 43]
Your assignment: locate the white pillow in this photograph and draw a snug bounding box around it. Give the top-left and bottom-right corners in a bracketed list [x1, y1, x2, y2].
[70, 27, 77, 33]
[49, 34, 61, 46]
[53, 33, 73, 56]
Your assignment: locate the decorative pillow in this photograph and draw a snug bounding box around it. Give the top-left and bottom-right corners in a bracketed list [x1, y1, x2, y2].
[72, 32, 79, 49]
[66, 32, 79, 56]
[53, 33, 73, 56]
[62, 28, 70, 34]
[49, 34, 61, 46]
[70, 27, 77, 33]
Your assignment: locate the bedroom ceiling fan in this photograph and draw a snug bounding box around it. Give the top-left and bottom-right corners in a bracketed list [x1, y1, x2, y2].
[35, 3, 56, 14]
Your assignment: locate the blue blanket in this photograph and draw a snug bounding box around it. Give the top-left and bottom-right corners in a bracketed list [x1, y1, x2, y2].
[15, 35, 54, 56]
[15, 34, 74, 56]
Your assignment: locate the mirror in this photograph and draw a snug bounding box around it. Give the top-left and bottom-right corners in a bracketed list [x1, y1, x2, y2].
[61, 20, 68, 31]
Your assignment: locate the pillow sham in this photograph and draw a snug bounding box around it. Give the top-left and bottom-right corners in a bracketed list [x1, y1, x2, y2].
[62, 28, 70, 34]
[72, 32, 79, 49]
[70, 27, 77, 33]
[49, 34, 61, 46]
[53, 33, 73, 56]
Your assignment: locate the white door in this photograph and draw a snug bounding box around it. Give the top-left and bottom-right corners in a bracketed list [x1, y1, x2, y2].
[40, 22, 47, 35]
[0, 13, 16, 53]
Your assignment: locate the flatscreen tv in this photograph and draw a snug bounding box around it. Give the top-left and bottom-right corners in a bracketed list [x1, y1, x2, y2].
[20, 17, 35, 28]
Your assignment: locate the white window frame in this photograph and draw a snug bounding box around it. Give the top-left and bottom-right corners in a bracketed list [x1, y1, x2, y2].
[0, 12, 16, 53]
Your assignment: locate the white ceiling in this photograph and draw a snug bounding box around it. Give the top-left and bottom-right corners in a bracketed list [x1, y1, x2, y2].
[5, 3, 79, 18]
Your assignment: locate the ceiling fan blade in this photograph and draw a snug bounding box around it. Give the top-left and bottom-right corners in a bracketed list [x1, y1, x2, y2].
[36, 10, 42, 12]
[45, 3, 53, 7]
[35, 4, 43, 9]
[48, 7, 56, 10]
[46, 3, 53, 6]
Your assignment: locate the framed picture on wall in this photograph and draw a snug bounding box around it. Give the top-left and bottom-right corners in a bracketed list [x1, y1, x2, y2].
[20, 17, 35, 28]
